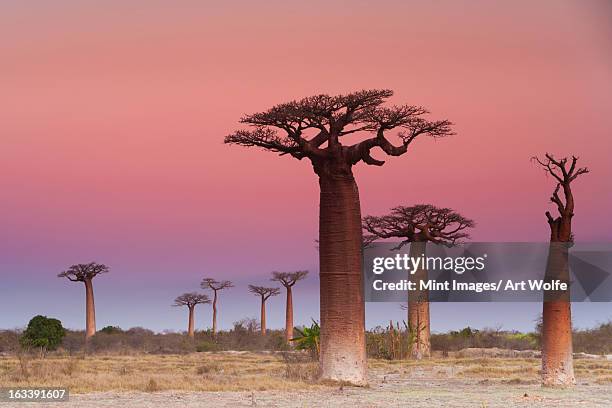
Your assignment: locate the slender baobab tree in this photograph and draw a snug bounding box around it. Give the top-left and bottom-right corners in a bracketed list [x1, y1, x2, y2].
[225, 89, 453, 384]
[57, 262, 109, 341]
[173, 292, 210, 338]
[271, 271, 309, 342]
[533, 154, 588, 387]
[248, 285, 280, 335]
[363, 205, 474, 359]
[201, 278, 234, 336]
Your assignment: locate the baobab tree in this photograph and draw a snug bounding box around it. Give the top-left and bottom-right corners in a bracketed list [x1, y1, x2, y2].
[533, 154, 588, 387]
[271, 271, 309, 342]
[363, 205, 474, 359]
[248, 285, 280, 335]
[201, 278, 234, 336]
[225, 89, 453, 384]
[172, 292, 210, 338]
[57, 262, 109, 341]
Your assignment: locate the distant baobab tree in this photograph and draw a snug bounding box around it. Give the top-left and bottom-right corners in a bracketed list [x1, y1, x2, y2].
[533, 154, 589, 387]
[248, 285, 280, 335]
[57, 262, 109, 341]
[173, 292, 210, 338]
[363, 205, 474, 359]
[271, 271, 309, 342]
[201, 278, 234, 336]
[225, 89, 453, 384]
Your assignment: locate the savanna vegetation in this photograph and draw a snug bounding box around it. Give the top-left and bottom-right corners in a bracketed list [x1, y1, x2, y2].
[1, 320, 609, 357]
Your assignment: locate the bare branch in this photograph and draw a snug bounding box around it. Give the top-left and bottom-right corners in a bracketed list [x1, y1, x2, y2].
[550, 184, 565, 214]
[532, 153, 590, 218]
[362, 234, 379, 249]
[225, 128, 308, 159]
[348, 110, 454, 166]
[533, 153, 589, 241]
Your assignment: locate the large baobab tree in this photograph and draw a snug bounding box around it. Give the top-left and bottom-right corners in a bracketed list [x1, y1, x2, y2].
[201, 278, 234, 336]
[533, 154, 588, 387]
[271, 271, 309, 342]
[225, 89, 453, 384]
[248, 285, 280, 335]
[57, 262, 109, 341]
[173, 292, 210, 338]
[363, 205, 474, 359]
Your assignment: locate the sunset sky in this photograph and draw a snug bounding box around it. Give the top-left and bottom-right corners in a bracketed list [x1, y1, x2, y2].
[1, 1, 611, 332]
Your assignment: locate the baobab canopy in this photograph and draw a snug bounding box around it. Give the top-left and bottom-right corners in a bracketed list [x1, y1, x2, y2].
[248, 285, 281, 299]
[57, 262, 109, 281]
[225, 89, 454, 175]
[172, 293, 210, 308]
[363, 204, 475, 248]
[271, 271, 309, 287]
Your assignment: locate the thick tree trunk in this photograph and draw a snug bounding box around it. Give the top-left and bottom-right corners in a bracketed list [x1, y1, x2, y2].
[84, 278, 96, 341]
[212, 290, 218, 336]
[318, 173, 367, 385]
[542, 300, 574, 386]
[542, 243, 575, 387]
[188, 306, 195, 338]
[285, 286, 293, 342]
[407, 241, 430, 359]
[261, 298, 267, 335]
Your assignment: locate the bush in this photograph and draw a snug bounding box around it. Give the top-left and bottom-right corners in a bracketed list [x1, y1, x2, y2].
[1, 320, 606, 357]
[196, 340, 219, 352]
[574, 321, 612, 354]
[366, 323, 414, 360]
[99, 326, 123, 335]
[430, 327, 538, 353]
[19, 315, 66, 353]
[292, 320, 320, 358]
[0, 330, 21, 353]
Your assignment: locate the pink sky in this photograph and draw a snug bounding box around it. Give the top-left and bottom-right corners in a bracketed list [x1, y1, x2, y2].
[1, 1, 610, 330]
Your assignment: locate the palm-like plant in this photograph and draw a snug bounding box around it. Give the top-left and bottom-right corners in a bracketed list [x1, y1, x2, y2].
[291, 320, 320, 358]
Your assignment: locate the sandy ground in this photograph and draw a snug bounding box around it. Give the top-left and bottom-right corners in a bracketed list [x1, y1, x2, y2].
[4, 363, 611, 408]
[9, 384, 610, 408]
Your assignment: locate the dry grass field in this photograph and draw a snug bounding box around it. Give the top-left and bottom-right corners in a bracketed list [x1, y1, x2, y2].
[0, 352, 321, 393]
[1, 352, 611, 407]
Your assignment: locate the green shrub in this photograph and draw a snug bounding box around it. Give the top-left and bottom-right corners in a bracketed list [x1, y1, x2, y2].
[20, 315, 66, 353]
[99, 326, 123, 335]
[291, 320, 320, 358]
